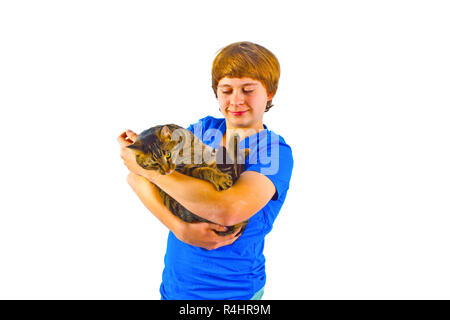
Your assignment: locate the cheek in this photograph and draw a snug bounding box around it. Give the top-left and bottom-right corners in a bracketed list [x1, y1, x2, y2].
[217, 92, 265, 109]
[251, 93, 269, 109]
[217, 95, 228, 107]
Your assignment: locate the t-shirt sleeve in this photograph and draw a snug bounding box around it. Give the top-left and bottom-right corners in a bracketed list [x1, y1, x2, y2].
[245, 142, 294, 201]
[186, 120, 201, 133]
[186, 116, 211, 138]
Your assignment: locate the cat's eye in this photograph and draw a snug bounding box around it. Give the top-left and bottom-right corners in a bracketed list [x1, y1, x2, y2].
[165, 152, 171, 159]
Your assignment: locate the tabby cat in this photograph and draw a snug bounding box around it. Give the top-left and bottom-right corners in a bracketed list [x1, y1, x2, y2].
[127, 124, 249, 236]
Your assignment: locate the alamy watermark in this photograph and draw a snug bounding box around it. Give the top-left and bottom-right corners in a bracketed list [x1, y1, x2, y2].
[170, 126, 280, 176]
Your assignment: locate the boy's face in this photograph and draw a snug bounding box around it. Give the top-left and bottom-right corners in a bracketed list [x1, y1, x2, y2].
[217, 77, 273, 130]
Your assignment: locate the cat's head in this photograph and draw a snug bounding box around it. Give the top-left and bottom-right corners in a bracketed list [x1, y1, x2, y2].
[126, 125, 182, 175]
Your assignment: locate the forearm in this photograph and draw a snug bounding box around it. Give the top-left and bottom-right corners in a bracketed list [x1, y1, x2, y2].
[126, 172, 242, 250]
[126, 172, 184, 234]
[144, 171, 231, 226]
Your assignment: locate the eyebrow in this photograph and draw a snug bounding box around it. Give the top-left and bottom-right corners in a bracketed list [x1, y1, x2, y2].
[218, 83, 259, 88]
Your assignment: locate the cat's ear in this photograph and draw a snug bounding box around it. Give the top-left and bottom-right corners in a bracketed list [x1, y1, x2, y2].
[126, 140, 143, 151]
[160, 125, 172, 140]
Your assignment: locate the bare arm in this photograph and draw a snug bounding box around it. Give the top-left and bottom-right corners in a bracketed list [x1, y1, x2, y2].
[126, 172, 183, 233]
[143, 170, 276, 226]
[118, 129, 275, 229]
[126, 172, 241, 250]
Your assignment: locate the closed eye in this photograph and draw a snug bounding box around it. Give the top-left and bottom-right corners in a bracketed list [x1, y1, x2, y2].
[221, 89, 254, 94]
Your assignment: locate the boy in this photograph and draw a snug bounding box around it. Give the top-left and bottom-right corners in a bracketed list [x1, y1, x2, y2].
[118, 41, 293, 300]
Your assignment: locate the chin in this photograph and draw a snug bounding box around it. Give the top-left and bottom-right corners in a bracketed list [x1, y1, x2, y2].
[228, 118, 251, 127]
[232, 122, 250, 128]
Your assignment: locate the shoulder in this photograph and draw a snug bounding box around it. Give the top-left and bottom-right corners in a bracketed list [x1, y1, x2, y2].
[186, 116, 225, 132]
[244, 129, 294, 200]
[245, 129, 293, 172]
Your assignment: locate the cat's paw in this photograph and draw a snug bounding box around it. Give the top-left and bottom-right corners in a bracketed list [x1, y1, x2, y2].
[216, 173, 233, 190]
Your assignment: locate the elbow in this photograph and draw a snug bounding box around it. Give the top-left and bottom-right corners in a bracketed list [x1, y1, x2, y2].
[221, 203, 247, 227]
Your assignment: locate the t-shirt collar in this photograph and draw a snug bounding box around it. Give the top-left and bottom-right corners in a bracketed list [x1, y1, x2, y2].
[216, 118, 269, 148]
[218, 118, 269, 142]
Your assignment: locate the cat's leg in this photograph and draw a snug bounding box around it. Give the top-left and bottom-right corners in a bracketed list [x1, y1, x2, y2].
[191, 167, 233, 191]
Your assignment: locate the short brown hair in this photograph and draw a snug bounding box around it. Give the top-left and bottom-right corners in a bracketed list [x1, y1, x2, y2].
[211, 41, 280, 112]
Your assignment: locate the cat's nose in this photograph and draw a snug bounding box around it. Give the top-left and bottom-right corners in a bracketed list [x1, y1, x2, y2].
[162, 163, 171, 173]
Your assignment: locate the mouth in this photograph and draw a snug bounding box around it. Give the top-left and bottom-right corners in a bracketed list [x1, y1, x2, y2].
[229, 110, 248, 116]
[164, 169, 175, 175]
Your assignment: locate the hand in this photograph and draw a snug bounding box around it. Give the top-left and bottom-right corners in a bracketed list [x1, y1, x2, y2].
[117, 130, 155, 179]
[175, 221, 242, 250]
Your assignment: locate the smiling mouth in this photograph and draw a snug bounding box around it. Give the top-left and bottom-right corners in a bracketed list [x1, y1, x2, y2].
[229, 110, 248, 116]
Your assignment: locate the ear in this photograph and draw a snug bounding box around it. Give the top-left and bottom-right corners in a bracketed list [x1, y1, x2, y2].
[126, 140, 143, 151]
[126, 144, 139, 150]
[160, 125, 172, 140]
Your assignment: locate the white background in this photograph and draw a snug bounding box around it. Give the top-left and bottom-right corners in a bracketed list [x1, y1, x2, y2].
[0, 0, 449, 299]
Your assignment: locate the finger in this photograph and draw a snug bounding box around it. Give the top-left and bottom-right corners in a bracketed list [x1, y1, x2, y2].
[220, 226, 243, 240]
[213, 237, 237, 250]
[211, 224, 228, 233]
[126, 129, 138, 143]
[117, 131, 130, 146]
[118, 131, 137, 147]
[194, 222, 215, 235]
[117, 131, 126, 141]
[223, 237, 238, 246]
[124, 131, 136, 143]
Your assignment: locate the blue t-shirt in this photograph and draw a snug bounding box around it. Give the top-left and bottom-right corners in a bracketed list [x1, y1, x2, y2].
[160, 116, 294, 300]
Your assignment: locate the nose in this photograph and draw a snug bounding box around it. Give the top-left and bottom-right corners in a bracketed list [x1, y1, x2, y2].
[162, 162, 171, 173]
[229, 90, 244, 106]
